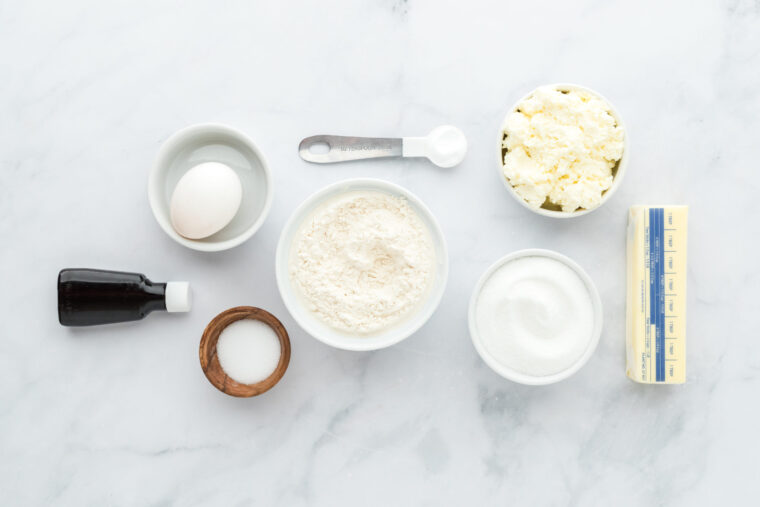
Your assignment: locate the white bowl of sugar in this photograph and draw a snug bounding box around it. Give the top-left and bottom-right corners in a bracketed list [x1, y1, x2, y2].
[469, 249, 603, 385]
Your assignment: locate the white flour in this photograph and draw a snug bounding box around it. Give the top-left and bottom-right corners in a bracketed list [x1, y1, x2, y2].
[290, 190, 435, 334]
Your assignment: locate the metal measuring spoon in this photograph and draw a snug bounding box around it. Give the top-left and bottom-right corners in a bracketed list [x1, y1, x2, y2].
[299, 125, 467, 168]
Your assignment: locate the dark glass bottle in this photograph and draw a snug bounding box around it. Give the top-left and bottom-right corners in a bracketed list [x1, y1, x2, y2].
[57, 268, 190, 326]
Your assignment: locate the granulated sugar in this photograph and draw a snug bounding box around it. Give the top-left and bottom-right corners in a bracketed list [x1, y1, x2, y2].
[475, 256, 594, 376]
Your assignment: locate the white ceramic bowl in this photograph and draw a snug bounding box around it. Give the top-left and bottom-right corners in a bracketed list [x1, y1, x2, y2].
[497, 83, 629, 218]
[148, 123, 273, 251]
[468, 249, 603, 385]
[276, 178, 449, 351]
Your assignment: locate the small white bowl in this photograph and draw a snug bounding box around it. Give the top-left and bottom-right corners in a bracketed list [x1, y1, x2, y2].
[497, 83, 629, 218]
[468, 249, 603, 385]
[148, 123, 273, 252]
[276, 178, 449, 351]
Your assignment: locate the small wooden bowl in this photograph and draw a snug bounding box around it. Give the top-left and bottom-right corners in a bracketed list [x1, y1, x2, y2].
[199, 306, 291, 397]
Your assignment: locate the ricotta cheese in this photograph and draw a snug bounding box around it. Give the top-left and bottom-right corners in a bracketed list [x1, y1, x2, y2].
[501, 86, 625, 212]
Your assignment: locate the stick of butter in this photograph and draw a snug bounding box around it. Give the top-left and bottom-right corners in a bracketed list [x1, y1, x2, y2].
[626, 206, 688, 384]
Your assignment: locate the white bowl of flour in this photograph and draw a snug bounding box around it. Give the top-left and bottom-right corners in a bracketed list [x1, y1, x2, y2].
[276, 178, 449, 351]
[469, 249, 603, 385]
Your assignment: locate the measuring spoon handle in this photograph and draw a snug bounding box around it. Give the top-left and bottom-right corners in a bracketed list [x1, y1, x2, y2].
[299, 135, 402, 163]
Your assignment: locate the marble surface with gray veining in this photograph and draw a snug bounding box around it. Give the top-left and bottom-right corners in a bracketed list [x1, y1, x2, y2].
[1, 0, 759, 505]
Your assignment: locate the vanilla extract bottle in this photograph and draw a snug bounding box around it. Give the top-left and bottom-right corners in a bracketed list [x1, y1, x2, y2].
[57, 268, 190, 326]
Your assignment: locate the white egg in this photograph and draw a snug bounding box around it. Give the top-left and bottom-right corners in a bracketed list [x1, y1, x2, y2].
[170, 162, 243, 239]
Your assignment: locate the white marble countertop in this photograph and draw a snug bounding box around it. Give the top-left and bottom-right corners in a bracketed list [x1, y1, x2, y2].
[2, 0, 759, 505]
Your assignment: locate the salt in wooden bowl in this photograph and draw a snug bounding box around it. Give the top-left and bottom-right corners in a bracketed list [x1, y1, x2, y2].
[199, 306, 291, 397]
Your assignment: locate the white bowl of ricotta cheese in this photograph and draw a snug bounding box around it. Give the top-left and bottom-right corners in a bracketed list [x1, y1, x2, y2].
[498, 83, 629, 217]
[276, 178, 449, 351]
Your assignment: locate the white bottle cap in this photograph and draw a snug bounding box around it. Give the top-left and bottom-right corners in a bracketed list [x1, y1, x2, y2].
[165, 282, 191, 312]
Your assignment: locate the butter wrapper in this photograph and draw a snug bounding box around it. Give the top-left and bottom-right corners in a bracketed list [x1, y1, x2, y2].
[626, 206, 688, 384]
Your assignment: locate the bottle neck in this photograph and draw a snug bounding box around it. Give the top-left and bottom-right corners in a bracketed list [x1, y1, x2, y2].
[141, 281, 167, 313]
